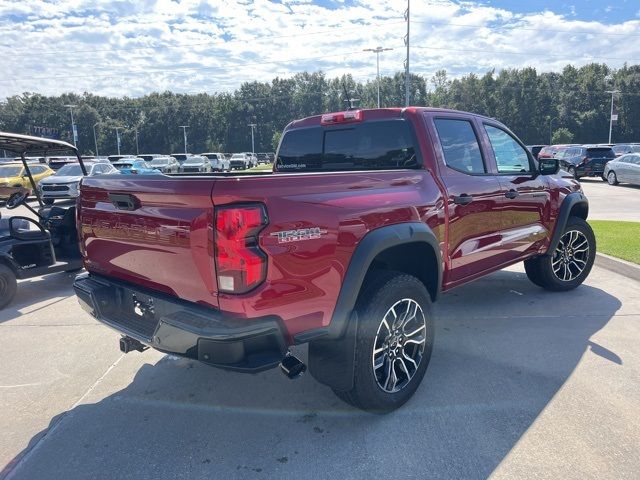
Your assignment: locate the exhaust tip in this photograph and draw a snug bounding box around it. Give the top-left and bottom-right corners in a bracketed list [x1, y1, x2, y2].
[279, 353, 306, 379]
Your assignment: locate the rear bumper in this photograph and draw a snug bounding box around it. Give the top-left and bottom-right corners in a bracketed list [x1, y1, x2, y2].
[73, 273, 287, 372]
[576, 167, 605, 176]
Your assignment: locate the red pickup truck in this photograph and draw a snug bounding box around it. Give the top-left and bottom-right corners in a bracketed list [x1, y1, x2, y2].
[74, 107, 595, 412]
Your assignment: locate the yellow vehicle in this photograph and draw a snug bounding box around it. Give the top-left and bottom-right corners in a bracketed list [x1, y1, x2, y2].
[0, 162, 54, 199]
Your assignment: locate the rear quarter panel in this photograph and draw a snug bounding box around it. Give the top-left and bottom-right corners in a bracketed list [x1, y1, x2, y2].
[212, 169, 444, 339]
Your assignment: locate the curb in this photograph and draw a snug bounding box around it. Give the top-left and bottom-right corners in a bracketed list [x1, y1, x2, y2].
[595, 252, 640, 282]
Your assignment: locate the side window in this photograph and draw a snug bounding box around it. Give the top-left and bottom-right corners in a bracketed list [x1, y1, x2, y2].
[433, 118, 486, 174]
[31, 166, 43, 175]
[484, 124, 532, 174]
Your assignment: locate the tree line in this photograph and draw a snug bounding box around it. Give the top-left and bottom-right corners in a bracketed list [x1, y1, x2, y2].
[1, 63, 638, 156]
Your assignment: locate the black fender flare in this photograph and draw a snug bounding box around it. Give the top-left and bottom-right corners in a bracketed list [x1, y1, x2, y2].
[304, 222, 442, 391]
[545, 191, 589, 255]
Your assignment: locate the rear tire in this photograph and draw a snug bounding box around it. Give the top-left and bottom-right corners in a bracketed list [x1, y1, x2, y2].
[0, 264, 17, 310]
[332, 271, 434, 413]
[568, 166, 577, 179]
[524, 216, 595, 291]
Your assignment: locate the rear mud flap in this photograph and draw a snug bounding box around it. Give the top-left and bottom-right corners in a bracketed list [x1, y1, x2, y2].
[308, 311, 358, 391]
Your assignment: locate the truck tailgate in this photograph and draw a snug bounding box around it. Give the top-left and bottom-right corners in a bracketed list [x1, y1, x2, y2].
[79, 176, 219, 307]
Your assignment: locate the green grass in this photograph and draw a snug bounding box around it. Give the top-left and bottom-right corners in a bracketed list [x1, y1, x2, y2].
[234, 164, 273, 174]
[589, 220, 640, 264]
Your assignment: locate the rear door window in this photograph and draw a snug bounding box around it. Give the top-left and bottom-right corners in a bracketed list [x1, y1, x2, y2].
[587, 148, 615, 158]
[483, 124, 532, 174]
[276, 120, 417, 172]
[433, 118, 486, 174]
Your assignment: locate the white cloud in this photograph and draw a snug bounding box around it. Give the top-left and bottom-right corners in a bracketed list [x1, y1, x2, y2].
[0, 0, 638, 97]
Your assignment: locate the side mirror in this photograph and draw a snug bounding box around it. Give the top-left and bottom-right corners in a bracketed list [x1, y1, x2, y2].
[538, 158, 559, 175]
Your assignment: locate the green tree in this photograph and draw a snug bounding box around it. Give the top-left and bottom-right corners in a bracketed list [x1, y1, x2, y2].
[271, 131, 282, 151]
[552, 127, 574, 144]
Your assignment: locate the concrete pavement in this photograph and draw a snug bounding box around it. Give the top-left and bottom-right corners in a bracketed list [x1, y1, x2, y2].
[0, 264, 638, 480]
[1, 176, 639, 479]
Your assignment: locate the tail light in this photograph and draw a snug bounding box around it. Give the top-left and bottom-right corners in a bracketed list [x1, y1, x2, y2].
[320, 110, 363, 125]
[215, 204, 268, 294]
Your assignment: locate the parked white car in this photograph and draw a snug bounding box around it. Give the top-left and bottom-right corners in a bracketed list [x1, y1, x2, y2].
[38, 161, 118, 205]
[229, 153, 250, 170]
[200, 152, 230, 172]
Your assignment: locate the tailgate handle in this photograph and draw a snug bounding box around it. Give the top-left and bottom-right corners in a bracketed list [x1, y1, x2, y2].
[109, 193, 139, 211]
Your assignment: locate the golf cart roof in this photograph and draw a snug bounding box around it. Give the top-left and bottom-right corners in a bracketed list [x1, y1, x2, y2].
[0, 131, 86, 206]
[0, 132, 78, 156]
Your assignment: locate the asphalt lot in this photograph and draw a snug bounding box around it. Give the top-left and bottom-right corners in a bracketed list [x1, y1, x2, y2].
[578, 178, 640, 221]
[0, 178, 639, 479]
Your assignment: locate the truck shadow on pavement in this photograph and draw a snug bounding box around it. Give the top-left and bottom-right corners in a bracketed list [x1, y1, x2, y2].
[0, 272, 77, 324]
[3, 270, 622, 480]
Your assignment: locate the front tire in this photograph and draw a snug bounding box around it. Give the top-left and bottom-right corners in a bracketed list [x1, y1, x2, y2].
[607, 171, 618, 185]
[524, 216, 595, 291]
[0, 264, 18, 310]
[332, 271, 434, 413]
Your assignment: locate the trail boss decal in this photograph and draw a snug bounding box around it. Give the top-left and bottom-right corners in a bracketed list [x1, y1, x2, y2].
[271, 227, 328, 243]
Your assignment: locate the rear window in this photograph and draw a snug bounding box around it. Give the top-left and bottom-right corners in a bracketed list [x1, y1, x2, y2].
[276, 120, 418, 172]
[150, 159, 169, 165]
[586, 148, 615, 158]
[0, 166, 22, 177]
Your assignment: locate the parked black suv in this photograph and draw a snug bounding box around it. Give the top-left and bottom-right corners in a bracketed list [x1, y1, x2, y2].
[557, 146, 615, 179]
[526, 145, 546, 160]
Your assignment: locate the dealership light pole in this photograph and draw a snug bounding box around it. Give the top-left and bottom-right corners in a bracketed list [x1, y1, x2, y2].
[179, 125, 189, 153]
[605, 90, 619, 144]
[548, 117, 557, 145]
[114, 126, 123, 155]
[92, 122, 100, 156]
[64, 104, 77, 146]
[134, 128, 139, 155]
[363, 47, 393, 108]
[248, 123, 257, 153]
[404, 0, 410, 107]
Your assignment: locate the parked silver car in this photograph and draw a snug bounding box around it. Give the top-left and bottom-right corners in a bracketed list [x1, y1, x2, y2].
[149, 156, 180, 173]
[179, 155, 210, 173]
[603, 153, 640, 186]
[38, 161, 118, 205]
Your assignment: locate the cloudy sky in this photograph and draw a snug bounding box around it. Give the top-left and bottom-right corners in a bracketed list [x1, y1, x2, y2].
[0, 0, 639, 98]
